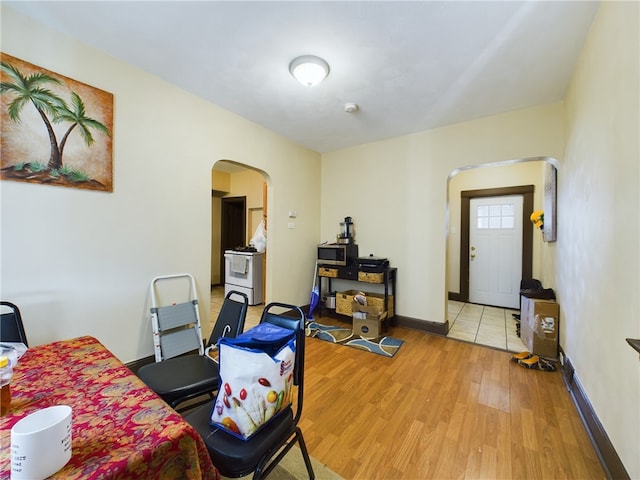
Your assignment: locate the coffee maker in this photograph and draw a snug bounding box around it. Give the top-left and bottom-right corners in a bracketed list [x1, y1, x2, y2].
[337, 216, 354, 244]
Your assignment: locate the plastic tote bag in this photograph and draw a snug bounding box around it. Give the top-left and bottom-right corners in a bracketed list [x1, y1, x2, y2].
[210, 322, 296, 440]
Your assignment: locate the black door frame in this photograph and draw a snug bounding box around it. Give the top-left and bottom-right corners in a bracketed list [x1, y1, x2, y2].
[449, 184, 534, 303]
[220, 196, 246, 284]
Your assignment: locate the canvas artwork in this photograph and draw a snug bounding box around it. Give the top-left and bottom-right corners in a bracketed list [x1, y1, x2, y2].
[0, 53, 113, 192]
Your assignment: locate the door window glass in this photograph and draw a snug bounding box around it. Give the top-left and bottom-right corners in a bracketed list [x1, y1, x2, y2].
[477, 203, 515, 229]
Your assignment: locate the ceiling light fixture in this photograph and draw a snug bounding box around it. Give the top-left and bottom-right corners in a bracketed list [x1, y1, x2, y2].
[289, 55, 330, 86]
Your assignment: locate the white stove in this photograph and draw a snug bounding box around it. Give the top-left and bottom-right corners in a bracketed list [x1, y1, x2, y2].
[224, 250, 264, 305]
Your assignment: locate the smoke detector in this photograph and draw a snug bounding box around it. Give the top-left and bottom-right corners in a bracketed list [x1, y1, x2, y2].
[344, 103, 359, 114]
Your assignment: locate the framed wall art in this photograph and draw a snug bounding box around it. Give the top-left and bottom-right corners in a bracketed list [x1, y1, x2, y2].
[1, 52, 113, 192]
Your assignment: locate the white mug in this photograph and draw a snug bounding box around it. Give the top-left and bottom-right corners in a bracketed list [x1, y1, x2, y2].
[11, 405, 72, 480]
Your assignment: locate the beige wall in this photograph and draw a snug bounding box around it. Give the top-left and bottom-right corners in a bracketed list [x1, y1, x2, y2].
[321, 102, 564, 324]
[558, 1, 639, 476]
[0, 7, 322, 362]
[228, 168, 265, 245]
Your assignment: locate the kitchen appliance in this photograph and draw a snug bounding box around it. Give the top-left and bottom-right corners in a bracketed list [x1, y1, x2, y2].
[224, 249, 264, 305]
[317, 243, 359, 266]
[324, 292, 336, 309]
[337, 216, 354, 244]
[357, 255, 389, 269]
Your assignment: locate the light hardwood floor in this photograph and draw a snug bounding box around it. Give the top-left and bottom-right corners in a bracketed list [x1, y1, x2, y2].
[209, 289, 605, 479]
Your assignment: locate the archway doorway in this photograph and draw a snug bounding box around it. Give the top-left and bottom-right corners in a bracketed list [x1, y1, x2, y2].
[211, 160, 268, 304]
[445, 157, 557, 351]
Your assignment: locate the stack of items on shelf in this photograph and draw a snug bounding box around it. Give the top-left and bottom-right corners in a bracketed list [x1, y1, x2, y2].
[520, 294, 559, 359]
[511, 279, 559, 372]
[335, 290, 394, 318]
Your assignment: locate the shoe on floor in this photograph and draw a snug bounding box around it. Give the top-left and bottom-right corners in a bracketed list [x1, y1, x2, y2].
[511, 351, 532, 362]
[518, 355, 556, 371]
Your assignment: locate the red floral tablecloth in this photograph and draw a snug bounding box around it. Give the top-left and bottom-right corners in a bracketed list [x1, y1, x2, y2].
[0, 336, 219, 479]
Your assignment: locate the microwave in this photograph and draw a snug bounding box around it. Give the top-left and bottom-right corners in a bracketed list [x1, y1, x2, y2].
[317, 243, 358, 266]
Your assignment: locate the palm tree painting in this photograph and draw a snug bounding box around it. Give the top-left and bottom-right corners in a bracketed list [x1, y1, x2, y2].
[1, 53, 113, 192]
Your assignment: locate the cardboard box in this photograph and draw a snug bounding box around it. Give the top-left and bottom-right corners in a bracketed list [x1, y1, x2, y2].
[520, 296, 559, 359]
[353, 317, 383, 338]
[352, 301, 387, 338]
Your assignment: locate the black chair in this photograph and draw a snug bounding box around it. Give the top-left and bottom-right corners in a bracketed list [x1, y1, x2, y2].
[138, 290, 248, 412]
[184, 302, 315, 480]
[1, 302, 28, 347]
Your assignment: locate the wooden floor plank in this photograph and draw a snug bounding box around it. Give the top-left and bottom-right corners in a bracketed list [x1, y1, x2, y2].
[302, 315, 606, 479]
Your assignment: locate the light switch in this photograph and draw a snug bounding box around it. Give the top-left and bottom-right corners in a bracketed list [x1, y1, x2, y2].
[288, 222, 295, 229]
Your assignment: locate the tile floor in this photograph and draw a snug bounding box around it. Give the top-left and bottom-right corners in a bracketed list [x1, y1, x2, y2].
[447, 300, 527, 353]
[209, 287, 527, 353]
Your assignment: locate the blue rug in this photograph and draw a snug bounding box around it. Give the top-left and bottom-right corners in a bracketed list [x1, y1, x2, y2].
[305, 321, 404, 358]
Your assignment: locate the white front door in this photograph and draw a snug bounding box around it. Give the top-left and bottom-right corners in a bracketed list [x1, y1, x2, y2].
[469, 195, 523, 309]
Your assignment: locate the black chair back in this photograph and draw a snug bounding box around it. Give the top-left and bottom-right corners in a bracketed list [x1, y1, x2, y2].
[183, 301, 314, 480]
[206, 290, 248, 346]
[0, 302, 28, 347]
[137, 290, 249, 412]
[259, 303, 306, 422]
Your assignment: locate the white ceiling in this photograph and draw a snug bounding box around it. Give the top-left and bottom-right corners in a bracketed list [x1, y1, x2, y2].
[6, 1, 600, 153]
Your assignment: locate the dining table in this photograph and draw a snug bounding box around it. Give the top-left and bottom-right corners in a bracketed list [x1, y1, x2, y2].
[0, 335, 219, 479]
